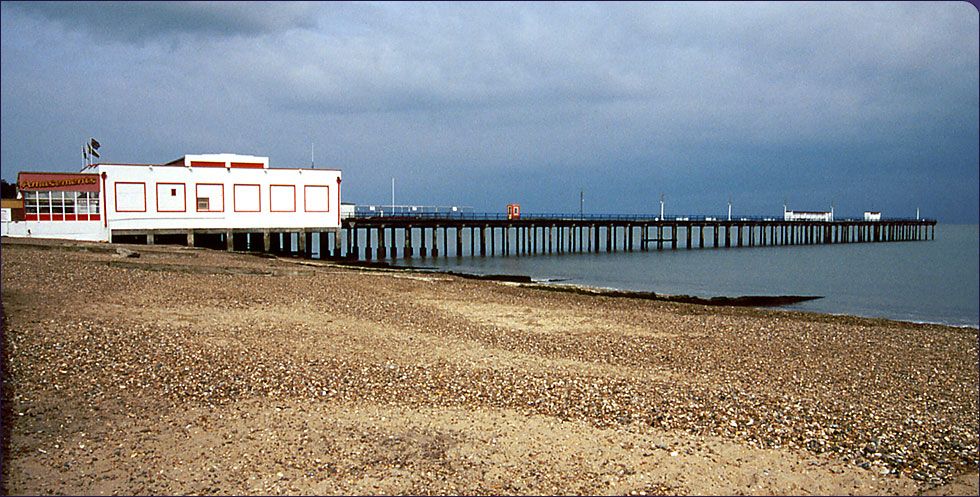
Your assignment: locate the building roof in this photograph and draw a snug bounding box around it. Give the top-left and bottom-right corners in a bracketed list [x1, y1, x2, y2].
[165, 153, 269, 169]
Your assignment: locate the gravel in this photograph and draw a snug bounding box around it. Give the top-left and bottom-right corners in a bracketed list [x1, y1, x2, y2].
[1, 238, 977, 495]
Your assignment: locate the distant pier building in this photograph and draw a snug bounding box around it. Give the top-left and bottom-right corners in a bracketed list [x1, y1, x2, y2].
[784, 205, 834, 222]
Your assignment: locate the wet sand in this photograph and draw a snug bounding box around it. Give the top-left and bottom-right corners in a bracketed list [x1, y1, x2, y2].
[1, 237, 977, 495]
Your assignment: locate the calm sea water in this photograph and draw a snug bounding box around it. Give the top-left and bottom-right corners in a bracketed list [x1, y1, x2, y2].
[314, 224, 980, 328]
[316, 224, 979, 328]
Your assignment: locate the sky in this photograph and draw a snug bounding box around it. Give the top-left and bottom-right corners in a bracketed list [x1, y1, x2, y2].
[2, 1, 977, 222]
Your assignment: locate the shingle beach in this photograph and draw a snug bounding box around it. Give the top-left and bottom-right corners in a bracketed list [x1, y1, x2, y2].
[2, 238, 976, 495]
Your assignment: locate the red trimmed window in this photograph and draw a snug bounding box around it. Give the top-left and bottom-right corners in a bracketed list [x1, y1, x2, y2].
[233, 184, 261, 212]
[115, 182, 147, 212]
[195, 183, 224, 212]
[156, 183, 186, 212]
[269, 184, 296, 212]
[304, 185, 330, 212]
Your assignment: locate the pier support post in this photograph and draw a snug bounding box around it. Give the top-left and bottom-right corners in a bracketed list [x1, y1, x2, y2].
[364, 229, 372, 260]
[480, 226, 486, 256]
[225, 230, 234, 251]
[187, 230, 195, 248]
[386, 227, 395, 258]
[350, 228, 358, 259]
[328, 230, 338, 258]
[456, 226, 463, 257]
[431, 226, 439, 257]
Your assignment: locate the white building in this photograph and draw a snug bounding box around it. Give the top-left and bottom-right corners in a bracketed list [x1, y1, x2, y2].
[783, 205, 834, 222]
[864, 211, 882, 221]
[5, 153, 342, 246]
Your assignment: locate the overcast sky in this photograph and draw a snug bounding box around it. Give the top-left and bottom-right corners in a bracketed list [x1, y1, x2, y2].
[2, 1, 977, 222]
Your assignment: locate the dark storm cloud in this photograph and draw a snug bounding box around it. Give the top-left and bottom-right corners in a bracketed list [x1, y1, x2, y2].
[2, 1, 977, 222]
[6, 1, 319, 42]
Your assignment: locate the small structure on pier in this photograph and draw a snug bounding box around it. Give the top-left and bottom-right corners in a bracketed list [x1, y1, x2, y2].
[864, 211, 881, 221]
[784, 205, 834, 222]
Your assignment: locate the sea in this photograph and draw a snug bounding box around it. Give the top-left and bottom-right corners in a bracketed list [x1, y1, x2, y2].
[315, 223, 979, 329]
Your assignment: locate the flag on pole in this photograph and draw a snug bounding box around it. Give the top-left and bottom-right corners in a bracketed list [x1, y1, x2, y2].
[83, 144, 89, 160]
[90, 138, 100, 150]
[88, 143, 100, 158]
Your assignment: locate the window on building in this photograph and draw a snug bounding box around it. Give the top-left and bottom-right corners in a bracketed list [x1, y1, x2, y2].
[85, 192, 100, 214]
[24, 191, 38, 215]
[195, 184, 224, 212]
[63, 192, 75, 215]
[22, 190, 100, 221]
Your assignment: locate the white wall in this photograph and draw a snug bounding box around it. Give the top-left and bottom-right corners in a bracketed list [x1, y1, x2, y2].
[99, 164, 342, 231]
[2, 220, 108, 241]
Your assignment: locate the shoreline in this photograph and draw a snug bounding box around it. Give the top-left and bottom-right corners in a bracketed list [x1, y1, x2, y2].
[5, 236, 978, 328]
[335, 259, 824, 307]
[331, 257, 980, 329]
[2, 238, 978, 495]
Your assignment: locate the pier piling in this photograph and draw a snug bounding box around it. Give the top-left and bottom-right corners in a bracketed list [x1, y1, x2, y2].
[300, 215, 935, 262]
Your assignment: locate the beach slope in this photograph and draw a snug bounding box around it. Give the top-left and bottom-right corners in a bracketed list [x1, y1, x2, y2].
[1, 238, 976, 495]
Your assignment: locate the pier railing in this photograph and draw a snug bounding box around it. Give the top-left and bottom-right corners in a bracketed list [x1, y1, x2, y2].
[350, 211, 935, 223]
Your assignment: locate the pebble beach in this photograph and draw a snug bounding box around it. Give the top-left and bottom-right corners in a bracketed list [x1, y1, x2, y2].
[1, 237, 977, 495]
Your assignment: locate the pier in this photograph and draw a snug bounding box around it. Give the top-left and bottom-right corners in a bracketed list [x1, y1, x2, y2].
[334, 213, 936, 261]
[109, 213, 937, 260]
